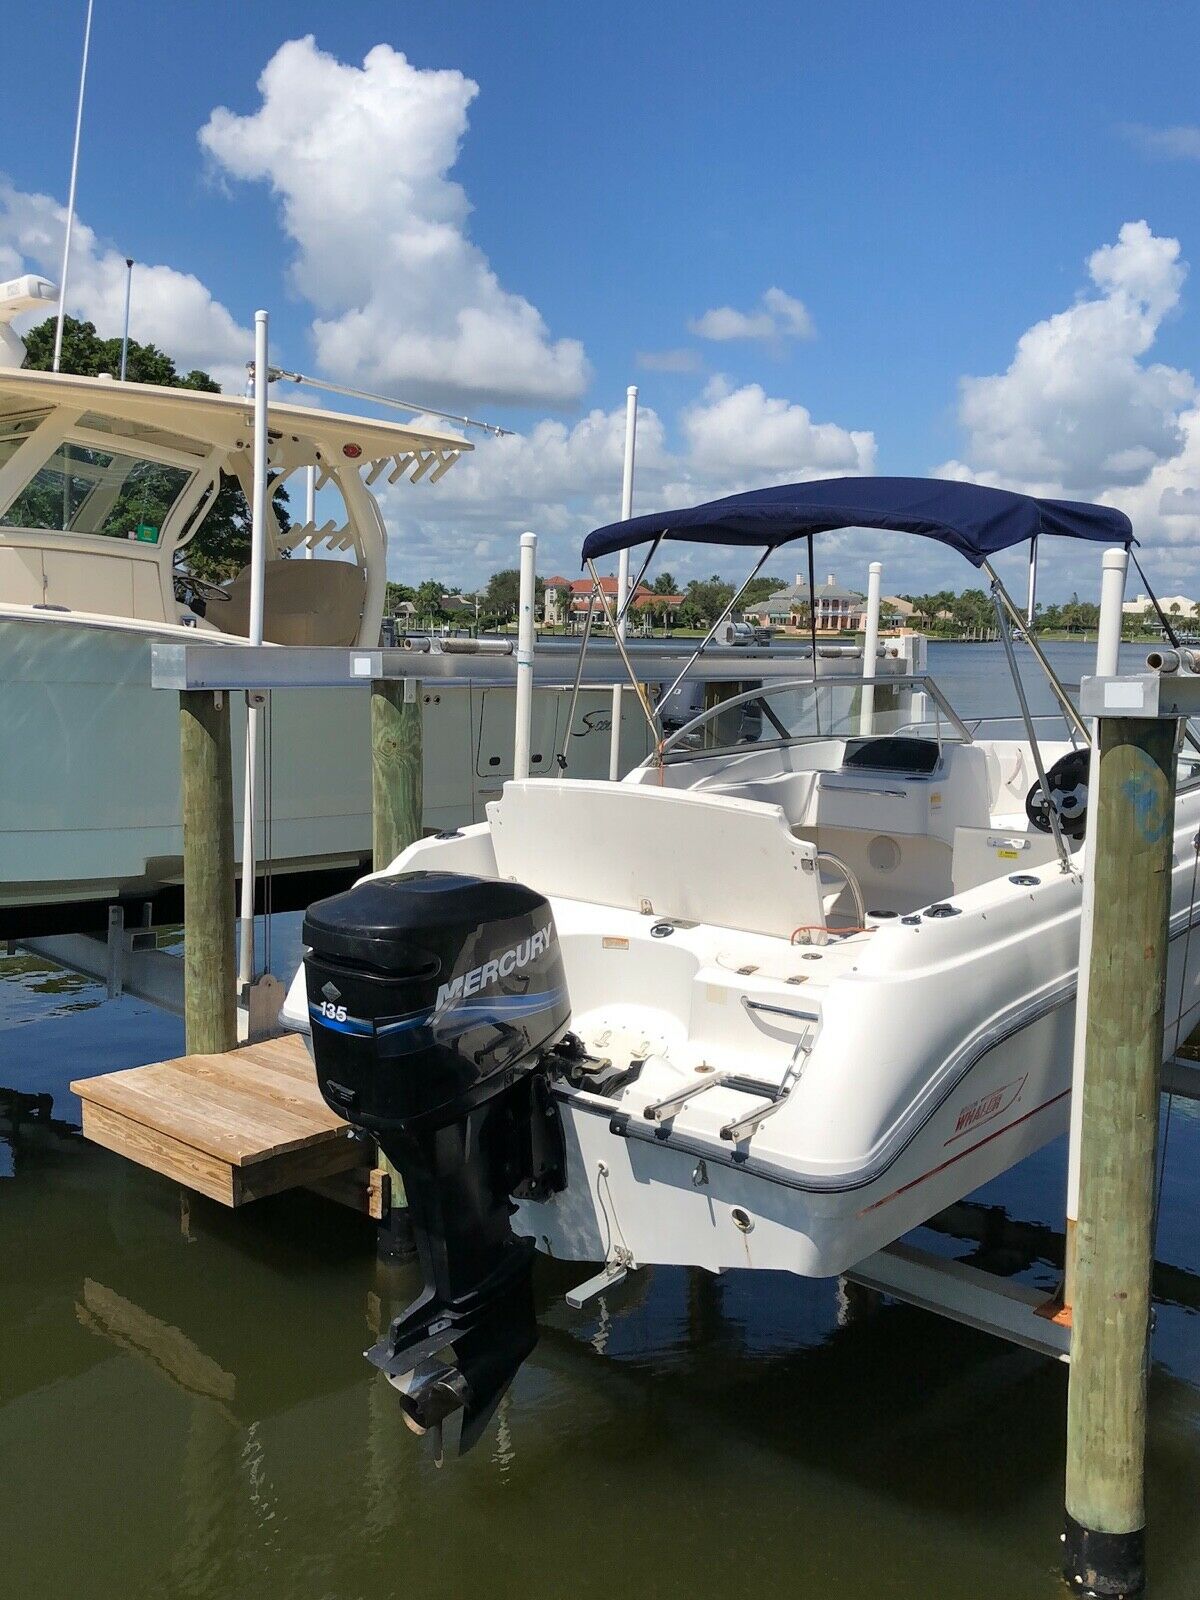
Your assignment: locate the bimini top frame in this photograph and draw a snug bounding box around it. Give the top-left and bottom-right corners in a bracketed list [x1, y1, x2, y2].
[576, 476, 1132, 869]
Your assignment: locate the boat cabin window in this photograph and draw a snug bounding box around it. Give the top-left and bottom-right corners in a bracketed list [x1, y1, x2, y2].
[2, 438, 193, 545]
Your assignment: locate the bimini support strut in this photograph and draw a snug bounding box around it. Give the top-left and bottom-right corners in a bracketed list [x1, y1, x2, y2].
[989, 581, 1072, 873]
[584, 560, 660, 742]
[982, 560, 1090, 746]
[654, 546, 775, 727]
[556, 589, 599, 772]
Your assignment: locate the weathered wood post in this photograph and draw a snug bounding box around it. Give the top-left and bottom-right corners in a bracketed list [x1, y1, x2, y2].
[180, 689, 237, 1055]
[370, 675, 423, 1260]
[371, 677, 423, 873]
[1063, 712, 1177, 1598]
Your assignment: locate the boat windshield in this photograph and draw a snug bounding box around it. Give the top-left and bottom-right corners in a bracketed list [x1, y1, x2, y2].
[656, 673, 971, 762]
[2, 436, 195, 546]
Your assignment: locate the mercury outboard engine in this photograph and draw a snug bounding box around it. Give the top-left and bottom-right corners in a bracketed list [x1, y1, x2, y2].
[303, 870, 571, 1453]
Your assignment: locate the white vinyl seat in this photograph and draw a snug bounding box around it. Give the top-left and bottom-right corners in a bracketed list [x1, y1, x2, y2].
[489, 778, 825, 940]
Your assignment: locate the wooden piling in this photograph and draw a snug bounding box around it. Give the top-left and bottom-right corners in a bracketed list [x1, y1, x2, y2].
[180, 690, 237, 1055]
[1063, 714, 1177, 1598]
[371, 678, 423, 873]
[369, 677, 423, 1254]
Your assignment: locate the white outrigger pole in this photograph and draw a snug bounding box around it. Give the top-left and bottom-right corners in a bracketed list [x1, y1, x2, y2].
[52, 0, 95, 373]
[237, 310, 270, 998]
[513, 532, 538, 780]
[609, 386, 639, 780]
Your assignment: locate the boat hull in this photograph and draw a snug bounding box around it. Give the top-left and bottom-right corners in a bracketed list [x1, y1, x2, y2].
[0, 612, 650, 927]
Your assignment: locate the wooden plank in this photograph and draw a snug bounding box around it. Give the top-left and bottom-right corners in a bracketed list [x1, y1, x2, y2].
[81, 1091, 361, 1207]
[232, 1134, 362, 1204]
[80, 1101, 235, 1206]
[74, 1068, 329, 1166]
[305, 1164, 389, 1220]
[369, 1165, 389, 1222]
[237, 1035, 321, 1084]
[71, 1033, 365, 1207]
[73, 1055, 347, 1167]
[305, 1163, 382, 1216]
[176, 1052, 338, 1131]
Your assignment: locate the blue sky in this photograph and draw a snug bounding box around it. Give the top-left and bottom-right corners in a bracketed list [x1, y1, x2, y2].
[6, 2, 1200, 599]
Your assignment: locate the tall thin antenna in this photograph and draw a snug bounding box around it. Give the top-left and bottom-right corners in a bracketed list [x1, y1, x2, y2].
[53, 0, 95, 373]
[119, 257, 133, 380]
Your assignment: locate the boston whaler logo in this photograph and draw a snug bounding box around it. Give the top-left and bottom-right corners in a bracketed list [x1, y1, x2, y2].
[945, 1074, 1028, 1145]
[436, 923, 555, 1010]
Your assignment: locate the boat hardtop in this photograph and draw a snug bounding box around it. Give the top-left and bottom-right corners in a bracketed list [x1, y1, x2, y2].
[0, 365, 471, 646]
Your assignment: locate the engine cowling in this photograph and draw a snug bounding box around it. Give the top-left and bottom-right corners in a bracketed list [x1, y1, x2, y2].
[303, 870, 571, 1451]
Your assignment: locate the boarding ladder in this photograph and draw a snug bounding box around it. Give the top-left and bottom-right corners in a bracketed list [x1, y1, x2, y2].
[641, 996, 819, 1143]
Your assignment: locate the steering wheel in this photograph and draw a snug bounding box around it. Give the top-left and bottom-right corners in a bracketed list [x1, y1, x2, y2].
[1026, 748, 1090, 840]
[173, 571, 231, 608]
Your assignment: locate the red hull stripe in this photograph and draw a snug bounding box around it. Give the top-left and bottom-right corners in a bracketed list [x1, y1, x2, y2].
[857, 1087, 1071, 1217]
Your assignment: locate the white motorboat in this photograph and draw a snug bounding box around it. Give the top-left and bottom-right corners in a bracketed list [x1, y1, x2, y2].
[285, 476, 1200, 1446]
[0, 295, 650, 933]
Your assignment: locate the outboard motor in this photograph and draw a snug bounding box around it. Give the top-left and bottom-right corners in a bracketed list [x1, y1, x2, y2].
[303, 871, 571, 1453]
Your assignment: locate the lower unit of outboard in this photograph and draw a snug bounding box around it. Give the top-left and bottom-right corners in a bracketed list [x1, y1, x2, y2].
[303, 870, 571, 1453]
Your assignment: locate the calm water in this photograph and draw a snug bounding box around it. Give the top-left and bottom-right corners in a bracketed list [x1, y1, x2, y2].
[4, 642, 1200, 1600]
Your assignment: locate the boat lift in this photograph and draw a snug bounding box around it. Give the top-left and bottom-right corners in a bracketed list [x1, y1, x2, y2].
[14, 622, 922, 1029]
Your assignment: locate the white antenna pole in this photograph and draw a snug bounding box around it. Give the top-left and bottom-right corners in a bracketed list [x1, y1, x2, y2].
[119, 258, 133, 380]
[304, 462, 316, 559]
[609, 385, 639, 780]
[1064, 545, 1129, 1305]
[861, 560, 882, 736]
[513, 532, 537, 780]
[237, 310, 270, 996]
[52, 0, 95, 373]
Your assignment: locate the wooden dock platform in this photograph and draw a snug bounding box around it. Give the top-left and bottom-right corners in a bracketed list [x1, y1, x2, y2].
[71, 1035, 377, 1211]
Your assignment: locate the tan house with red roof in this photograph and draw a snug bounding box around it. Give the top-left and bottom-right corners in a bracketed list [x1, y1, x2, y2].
[543, 575, 683, 627]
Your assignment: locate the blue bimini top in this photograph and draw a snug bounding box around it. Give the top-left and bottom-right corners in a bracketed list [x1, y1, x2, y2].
[581, 476, 1132, 569]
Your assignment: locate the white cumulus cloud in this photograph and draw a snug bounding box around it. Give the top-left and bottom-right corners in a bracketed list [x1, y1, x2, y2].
[938, 220, 1200, 592]
[689, 287, 815, 345]
[382, 379, 875, 586]
[199, 36, 589, 409]
[0, 176, 250, 388]
[682, 377, 874, 478]
[941, 221, 1193, 496]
